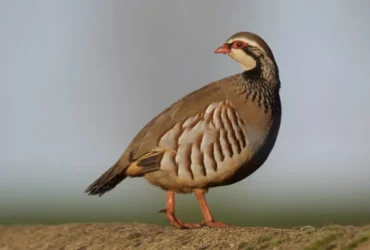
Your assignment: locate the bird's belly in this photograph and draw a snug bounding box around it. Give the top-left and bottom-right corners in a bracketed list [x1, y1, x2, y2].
[220, 115, 281, 186]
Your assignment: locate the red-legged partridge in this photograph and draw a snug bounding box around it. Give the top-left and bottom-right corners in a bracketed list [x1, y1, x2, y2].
[85, 31, 282, 229]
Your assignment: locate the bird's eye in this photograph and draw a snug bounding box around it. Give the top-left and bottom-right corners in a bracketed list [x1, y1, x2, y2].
[232, 41, 246, 49]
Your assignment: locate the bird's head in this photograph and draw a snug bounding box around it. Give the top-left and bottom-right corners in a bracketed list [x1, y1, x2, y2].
[215, 32, 276, 72]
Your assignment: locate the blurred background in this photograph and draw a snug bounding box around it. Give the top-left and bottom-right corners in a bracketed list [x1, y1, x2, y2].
[1, 0, 370, 228]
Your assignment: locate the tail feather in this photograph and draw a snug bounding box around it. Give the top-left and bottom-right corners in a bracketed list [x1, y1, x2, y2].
[85, 150, 165, 196]
[84, 162, 127, 197]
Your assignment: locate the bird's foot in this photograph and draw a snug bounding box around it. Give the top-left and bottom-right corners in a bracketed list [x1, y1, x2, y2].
[168, 214, 203, 229]
[202, 220, 232, 228]
[160, 208, 203, 229]
[181, 222, 203, 229]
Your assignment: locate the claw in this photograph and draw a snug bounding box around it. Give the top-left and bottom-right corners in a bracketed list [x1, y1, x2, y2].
[158, 208, 167, 213]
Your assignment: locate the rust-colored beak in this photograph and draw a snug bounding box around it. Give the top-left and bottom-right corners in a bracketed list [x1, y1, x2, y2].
[214, 43, 230, 54]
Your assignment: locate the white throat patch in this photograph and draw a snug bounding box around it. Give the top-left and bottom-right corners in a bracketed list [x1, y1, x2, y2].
[228, 48, 256, 71]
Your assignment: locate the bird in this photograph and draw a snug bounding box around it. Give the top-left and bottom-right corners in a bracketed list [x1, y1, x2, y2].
[85, 31, 282, 229]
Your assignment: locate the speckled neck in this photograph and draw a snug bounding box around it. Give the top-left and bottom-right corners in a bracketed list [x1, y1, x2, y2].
[236, 56, 281, 114]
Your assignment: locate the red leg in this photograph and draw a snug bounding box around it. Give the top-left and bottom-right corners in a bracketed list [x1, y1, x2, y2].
[194, 189, 232, 228]
[164, 191, 202, 229]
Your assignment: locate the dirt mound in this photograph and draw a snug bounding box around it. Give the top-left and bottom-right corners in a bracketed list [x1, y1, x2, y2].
[1, 223, 369, 250]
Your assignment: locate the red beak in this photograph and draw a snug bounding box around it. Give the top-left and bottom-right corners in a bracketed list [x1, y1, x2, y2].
[214, 43, 230, 54]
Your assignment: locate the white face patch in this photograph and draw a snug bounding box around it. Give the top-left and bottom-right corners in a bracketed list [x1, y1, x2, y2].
[225, 37, 260, 71]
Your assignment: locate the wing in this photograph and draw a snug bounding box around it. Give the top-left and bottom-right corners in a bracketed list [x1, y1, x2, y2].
[123, 79, 233, 168]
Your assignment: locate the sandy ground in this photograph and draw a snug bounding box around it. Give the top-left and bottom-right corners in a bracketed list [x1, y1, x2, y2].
[0, 223, 370, 250]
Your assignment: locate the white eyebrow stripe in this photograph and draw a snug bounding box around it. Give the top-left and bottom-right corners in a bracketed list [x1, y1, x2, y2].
[227, 37, 265, 53]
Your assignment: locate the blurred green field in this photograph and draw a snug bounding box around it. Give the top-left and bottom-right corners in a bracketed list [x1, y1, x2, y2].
[2, 206, 369, 228]
[1, 178, 369, 228]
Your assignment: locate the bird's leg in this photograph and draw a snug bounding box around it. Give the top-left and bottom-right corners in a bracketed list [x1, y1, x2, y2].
[164, 191, 183, 228]
[194, 189, 231, 228]
[164, 191, 202, 229]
